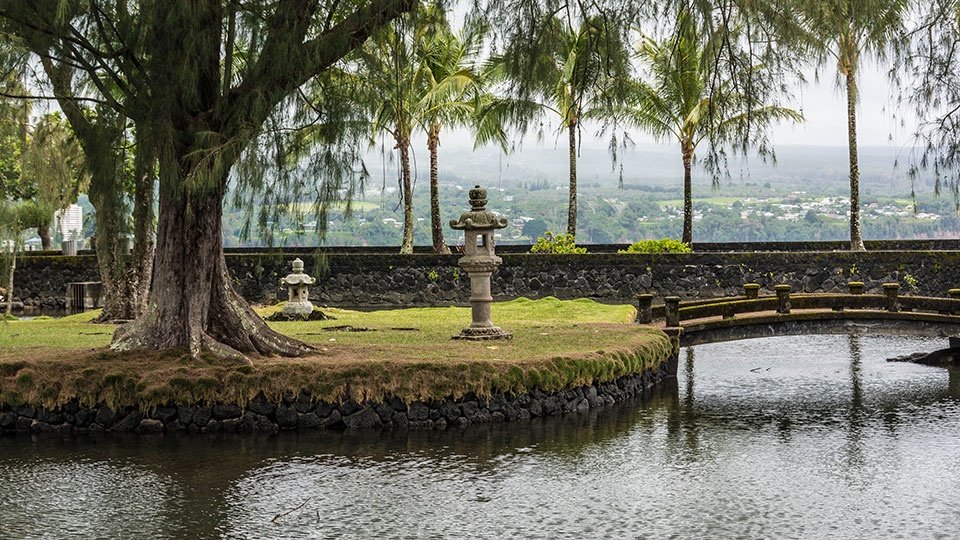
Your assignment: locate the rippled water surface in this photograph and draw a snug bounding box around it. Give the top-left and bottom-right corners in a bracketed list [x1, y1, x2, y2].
[2, 334, 960, 539]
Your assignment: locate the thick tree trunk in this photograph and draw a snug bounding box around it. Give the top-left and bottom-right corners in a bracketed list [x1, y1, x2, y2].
[567, 120, 578, 238]
[682, 143, 694, 245]
[93, 153, 156, 323]
[427, 124, 449, 254]
[399, 136, 415, 254]
[112, 151, 311, 360]
[846, 71, 865, 252]
[86, 127, 155, 323]
[127, 138, 157, 318]
[37, 222, 51, 251]
[41, 58, 154, 322]
[84, 124, 142, 323]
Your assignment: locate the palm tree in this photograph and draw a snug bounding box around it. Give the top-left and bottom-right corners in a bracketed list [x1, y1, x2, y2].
[792, 0, 908, 251]
[417, 15, 505, 254]
[493, 14, 630, 239]
[621, 11, 802, 245]
[358, 8, 502, 254]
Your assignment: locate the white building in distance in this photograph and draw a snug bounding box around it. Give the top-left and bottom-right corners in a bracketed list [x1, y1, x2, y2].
[56, 204, 83, 241]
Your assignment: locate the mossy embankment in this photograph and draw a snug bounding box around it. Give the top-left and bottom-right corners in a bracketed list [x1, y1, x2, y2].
[0, 298, 676, 414]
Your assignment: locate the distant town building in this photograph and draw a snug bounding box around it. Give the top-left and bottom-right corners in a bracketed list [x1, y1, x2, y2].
[56, 204, 83, 240]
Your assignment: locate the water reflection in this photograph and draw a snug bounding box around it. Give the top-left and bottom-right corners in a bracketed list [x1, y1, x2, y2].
[1, 334, 959, 539]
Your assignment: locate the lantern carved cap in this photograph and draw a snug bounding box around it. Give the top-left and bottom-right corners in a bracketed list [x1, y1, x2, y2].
[450, 185, 508, 231]
[280, 258, 316, 286]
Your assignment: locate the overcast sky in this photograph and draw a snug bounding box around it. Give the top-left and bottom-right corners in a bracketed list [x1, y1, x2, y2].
[437, 62, 910, 154]
[774, 64, 908, 148]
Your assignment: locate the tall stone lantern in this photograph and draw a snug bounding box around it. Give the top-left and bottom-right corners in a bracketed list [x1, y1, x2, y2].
[450, 185, 512, 340]
[280, 258, 316, 317]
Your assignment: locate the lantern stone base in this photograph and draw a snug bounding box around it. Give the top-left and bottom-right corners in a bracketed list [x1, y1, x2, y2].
[265, 307, 331, 322]
[283, 301, 317, 317]
[452, 326, 513, 341]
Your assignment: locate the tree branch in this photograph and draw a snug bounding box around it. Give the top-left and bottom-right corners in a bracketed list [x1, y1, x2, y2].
[227, 0, 417, 133]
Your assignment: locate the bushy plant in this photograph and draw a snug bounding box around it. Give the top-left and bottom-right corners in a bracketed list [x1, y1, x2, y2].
[530, 232, 586, 254]
[619, 239, 691, 254]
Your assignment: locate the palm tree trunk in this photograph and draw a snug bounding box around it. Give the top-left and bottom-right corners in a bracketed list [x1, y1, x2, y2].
[399, 136, 415, 254]
[682, 143, 694, 245]
[567, 119, 578, 238]
[428, 124, 450, 254]
[846, 70, 865, 251]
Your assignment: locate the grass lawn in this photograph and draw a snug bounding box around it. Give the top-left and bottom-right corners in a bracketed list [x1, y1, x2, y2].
[0, 298, 675, 411]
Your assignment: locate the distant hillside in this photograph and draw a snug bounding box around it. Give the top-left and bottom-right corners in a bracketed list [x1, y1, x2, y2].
[394, 142, 918, 195]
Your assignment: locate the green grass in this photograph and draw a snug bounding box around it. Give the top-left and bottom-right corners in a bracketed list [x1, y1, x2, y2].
[0, 298, 676, 411]
[1, 312, 116, 350]
[268, 297, 638, 353]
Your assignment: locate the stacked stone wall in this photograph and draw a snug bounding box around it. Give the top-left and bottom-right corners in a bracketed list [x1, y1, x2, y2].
[12, 255, 100, 309]
[11, 243, 960, 308]
[0, 361, 673, 435]
[233, 250, 960, 306]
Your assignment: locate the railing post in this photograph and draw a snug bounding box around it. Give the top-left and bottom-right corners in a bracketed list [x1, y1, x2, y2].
[636, 294, 654, 324]
[775, 284, 791, 314]
[743, 283, 760, 299]
[949, 289, 960, 316]
[848, 282, 864, 295]
[665, 296, 681, 327]
[883, 283, 900, 312]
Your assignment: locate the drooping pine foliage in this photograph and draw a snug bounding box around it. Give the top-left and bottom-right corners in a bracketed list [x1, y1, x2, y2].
[898, 0, 960, 211]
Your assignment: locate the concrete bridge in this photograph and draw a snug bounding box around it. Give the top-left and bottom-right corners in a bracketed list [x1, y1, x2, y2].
[638, 283, 960, 360]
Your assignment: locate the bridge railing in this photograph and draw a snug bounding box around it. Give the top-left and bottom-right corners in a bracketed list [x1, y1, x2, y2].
[637, 283, 960, 326]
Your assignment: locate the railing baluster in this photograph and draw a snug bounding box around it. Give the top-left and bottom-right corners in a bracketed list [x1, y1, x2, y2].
[636, 294, 654, 324]
[883, 283, 900, 312]
[665, 296, 681, 327]
[775, 284, 791, 314]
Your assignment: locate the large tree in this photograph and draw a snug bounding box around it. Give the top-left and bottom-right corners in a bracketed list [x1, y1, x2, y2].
[622, 10, 801, 244]
[0, 37, 154, 320]
[0, 0, 416, 359]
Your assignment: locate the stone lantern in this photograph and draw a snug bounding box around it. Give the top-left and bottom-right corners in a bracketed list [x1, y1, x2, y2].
[280, 258, 316, 317]
[450, 185, 511, 340]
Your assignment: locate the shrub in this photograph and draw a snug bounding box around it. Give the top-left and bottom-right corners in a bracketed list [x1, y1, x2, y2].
[530, 232, 586, 254]
[619, 239, 691, 254]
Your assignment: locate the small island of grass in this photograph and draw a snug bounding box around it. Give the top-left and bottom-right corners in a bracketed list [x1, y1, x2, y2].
[0, 298, 677, 433]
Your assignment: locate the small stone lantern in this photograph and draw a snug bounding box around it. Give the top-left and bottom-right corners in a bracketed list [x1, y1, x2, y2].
[280, 258, 316, 317]
[450, 185, 511, 340]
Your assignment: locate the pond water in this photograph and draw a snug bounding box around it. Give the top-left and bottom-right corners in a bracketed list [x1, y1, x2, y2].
[2, 334, 959, 539]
